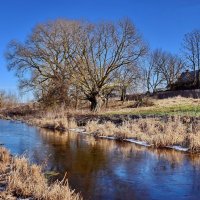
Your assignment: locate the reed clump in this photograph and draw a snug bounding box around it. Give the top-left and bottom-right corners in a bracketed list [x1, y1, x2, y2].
[0, 147, 82, 200]
[86, 117, 200, 152]
[28, 109, 77, 131]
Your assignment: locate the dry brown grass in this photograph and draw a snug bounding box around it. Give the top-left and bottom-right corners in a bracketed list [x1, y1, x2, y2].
[25, 108, 78, 131]
[86, 117, 200, 152]
[155, 96, 200, 107]
[0, 147, 10, 173]
[0, 147, 82, 200]
[31, 117, 77, 131]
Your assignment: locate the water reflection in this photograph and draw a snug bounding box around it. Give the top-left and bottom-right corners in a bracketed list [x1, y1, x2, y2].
[1, 120, 200, 200]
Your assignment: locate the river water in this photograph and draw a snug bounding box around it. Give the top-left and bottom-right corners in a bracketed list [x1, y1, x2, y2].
[0, 119, 200, 200]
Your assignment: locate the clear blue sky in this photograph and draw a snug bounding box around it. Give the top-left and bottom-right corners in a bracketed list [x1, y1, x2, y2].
[0, 0, 200, 98]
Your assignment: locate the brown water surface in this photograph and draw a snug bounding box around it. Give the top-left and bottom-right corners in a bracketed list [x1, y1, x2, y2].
[0, 120, 200, 200]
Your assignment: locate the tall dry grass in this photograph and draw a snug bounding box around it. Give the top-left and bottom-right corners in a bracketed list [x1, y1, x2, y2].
[0, 147, 82, 200]
[26, 108, 78, 131]
[31, 117, 77, 131]
[0, 147, 10, 173]
[86, 117, 200, 152]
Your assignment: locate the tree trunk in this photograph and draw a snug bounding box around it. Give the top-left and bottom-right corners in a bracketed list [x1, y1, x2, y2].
[75, 98, 79, 109]
[75, 87, 79, 109]
[105, 97, 109, 108]
[120, 87, 127, 102]
[89, 94, 103, 112]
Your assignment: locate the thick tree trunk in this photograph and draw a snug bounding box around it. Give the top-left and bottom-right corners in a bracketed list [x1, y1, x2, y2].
[89, 94, 103, 112]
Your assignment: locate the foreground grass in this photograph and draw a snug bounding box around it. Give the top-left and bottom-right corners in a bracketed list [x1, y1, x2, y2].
[0, 147, 82, 200]
[86, 117, 200, 152]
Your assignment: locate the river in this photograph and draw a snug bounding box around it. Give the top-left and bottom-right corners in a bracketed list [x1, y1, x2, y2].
[0, 119, 200, 200]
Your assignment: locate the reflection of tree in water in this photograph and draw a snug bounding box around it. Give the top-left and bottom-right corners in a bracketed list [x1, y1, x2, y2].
[149, 149, 185, 167]
[31, 128, 200, 199]
[35, 129, 108, 197]
[188, 154, 200, 167]
[86, 136, 200, 169]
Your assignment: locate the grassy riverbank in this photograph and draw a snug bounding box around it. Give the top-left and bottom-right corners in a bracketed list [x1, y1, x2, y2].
[0, 147, 82, 200]
[1, 97, 200, 152]
[1, 96, 200, 118]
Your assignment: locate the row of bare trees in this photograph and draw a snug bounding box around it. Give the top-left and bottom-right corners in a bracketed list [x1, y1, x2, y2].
[144, 50, 184, 93]
[6, 19, 146, 111]
[143, 30, 200, 93]
[5, 18, 200, 111]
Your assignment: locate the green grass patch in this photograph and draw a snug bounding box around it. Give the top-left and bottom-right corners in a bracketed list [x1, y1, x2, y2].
[103, 104, 200, 117]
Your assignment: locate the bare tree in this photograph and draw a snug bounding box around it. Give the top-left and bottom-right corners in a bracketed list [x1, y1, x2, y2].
[182, 30, 200, 85]
[153, 50, 185, 89]
[6, 20, 81, 107]
[6, 19, 146, 111]
[143, 51, 164, 93]
[73, 19, 147, 111]
[116, 63, 141, 102]
[0, 90, 18, 108]
[143, 50, 184, 92]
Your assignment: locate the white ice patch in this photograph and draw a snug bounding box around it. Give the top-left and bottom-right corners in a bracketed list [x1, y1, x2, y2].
[69, 128, 189, 152]
[166, 145, 189, 152]
[98, 136, 116, 140]
[123, 139, 152, 147]
[69, 128, 86, 133]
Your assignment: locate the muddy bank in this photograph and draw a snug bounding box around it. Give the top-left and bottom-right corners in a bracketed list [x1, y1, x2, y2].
[74, 114, 199, 126]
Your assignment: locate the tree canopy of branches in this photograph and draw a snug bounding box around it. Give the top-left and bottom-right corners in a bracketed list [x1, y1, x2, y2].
[6, 19, 147, 111]
[116, 64, 141, 101]
[143, 52, 164, 93]
[72, 19, 147, 111]
[6, 20, 81, 107]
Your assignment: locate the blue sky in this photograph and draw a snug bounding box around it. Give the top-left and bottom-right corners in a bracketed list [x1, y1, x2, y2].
[0, 0, 200, 99]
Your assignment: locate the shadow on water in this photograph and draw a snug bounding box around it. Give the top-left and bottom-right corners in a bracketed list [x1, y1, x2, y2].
[1, 119, 200, 200]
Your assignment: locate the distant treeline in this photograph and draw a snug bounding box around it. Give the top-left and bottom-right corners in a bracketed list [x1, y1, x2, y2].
[0, 90, 18, 108]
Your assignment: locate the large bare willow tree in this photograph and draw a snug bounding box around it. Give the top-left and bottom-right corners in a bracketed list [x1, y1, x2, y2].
[73, 19, 147, 111]
[6, 19, 146, 111]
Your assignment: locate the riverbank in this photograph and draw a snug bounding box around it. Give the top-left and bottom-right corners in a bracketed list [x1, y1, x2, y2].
[1, 112, 200, 153]
[85, 117, 200, 152]
[1, 97, 200, 153]
[0, 147, 82, 200]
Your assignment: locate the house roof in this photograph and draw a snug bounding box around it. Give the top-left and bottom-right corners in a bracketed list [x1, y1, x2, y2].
[178, 70, 200, 84]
